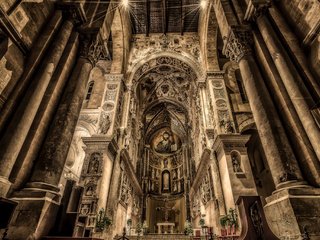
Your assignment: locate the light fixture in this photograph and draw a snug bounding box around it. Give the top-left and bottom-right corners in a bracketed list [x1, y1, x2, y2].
[200, 0, 207, 9]
[121, 0, 129, 8]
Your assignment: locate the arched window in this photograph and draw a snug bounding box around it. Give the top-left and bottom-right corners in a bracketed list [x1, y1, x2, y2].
[85, 81, 94, 100]
[235, 69, 248, 103]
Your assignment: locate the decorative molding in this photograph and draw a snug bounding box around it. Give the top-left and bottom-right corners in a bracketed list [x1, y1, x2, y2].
[223, 27, 253, 63]
[79, 35, 108, 66]
[129, 34, 201, 70]
[212, 134, 251, 156]
[244, 0, 271, 21]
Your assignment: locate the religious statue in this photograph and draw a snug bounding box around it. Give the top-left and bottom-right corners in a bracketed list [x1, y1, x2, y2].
[163, 158, 169, 168]
[81, 204, 90, 215]
[231, 152, 242, 173]
[86, 185, 94, 196]
[87, 153, 100, 174]
[172, 169, 177, 179]
[162, 171, 170, 192]
[156, 131, 174, 153]
[99, 111, 111, 134]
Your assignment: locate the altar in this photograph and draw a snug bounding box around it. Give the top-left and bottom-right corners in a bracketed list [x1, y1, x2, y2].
[157, 222, 175, 234]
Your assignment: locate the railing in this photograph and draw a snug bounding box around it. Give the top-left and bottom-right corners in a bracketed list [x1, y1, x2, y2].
[115, 228, 129, 240]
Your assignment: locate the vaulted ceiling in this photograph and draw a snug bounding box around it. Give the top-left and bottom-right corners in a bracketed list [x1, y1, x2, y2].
[129, 0, 200, 35]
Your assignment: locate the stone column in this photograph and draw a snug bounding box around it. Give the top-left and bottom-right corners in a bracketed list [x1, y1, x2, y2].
[207, 72, 235, 134]
[11, 31, 79, 191]
[0, 10, 63, 133]
[255, 13, 320, 163]
[0, 18, 74, 197]
[210, 152, 226, 216]
[7, 36, 103, 239]
[223, 27, 305, 189]
[212, 135, 257, 211]
[27, 36, 102, 190]
[253, 30, 320, 187]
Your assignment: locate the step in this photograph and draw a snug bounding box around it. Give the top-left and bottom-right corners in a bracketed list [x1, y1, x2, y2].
[114, 234, 194, 240]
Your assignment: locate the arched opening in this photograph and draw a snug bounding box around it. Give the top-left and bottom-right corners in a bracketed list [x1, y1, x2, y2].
[129, 56, 199, 234]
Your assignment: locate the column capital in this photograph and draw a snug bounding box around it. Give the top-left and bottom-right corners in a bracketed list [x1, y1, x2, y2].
[79, 34, 109, 66]
[223, 27, 253, 63]
[104, 74, 124, 82]
[57, 1, 87, 25]
[244, 0, 271, 21]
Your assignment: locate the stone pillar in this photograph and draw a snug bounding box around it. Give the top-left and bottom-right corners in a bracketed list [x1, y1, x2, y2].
[253, 30, 320, 187]
[223, 27, 305, 189]
[73, 136, 118, 237]
[0, 10, 63, 133]
[207, 72, 235, 134]
[213, 135, 257, 211]
[11, 31, 79, 191]
[255, 13, 320, 163]
[0, 18, 74, 197]
[7, 35, 104, 239]
[95, 74, 127, 236]
[27, 36, 101, 189]
[210, 152, 226, 216]
[267, 6, 320, 99]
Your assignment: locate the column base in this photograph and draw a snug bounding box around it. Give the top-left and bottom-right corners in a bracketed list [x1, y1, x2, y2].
[264, 187, 320, 239]
[7, 187, 61, 239]
[0, 176, 12, 197]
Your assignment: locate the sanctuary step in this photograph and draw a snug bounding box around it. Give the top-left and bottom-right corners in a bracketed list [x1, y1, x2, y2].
[114, 234, 193, 240]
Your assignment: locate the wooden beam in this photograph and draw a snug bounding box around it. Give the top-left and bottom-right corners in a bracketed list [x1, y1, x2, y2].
[0, 7, 28, 55]
[146, 0, 150, 36]
[162, 0, 167, 34]
[180, 0, 185, 35]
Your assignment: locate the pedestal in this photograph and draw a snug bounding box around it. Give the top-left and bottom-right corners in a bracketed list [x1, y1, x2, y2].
[264, 188, 320, 239]
[8, 190, 60, 239]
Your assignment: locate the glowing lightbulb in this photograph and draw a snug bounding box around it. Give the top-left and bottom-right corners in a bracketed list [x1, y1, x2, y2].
[122, 0, 129, 8]
[200, 0, 207, 9]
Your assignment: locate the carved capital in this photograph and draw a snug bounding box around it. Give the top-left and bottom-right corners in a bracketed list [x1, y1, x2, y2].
[79, 35, 108, 66]
[105, 74, 124, 82]
[244, 0, 271, 21]
[57, 1, 87, 25]
[223, 27, 253, 63]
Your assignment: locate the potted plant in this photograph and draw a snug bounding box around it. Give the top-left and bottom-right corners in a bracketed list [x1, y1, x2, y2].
[136, 221, 143, 236]
[127, 219, 132, 235]
[184, 220, 193, 236]
[219, 215, 229, 236]
[228, 208, 238, 235]
[199, 218, 205, 227]
[95, 208, 112, 232]
[219, 208, 238, 236]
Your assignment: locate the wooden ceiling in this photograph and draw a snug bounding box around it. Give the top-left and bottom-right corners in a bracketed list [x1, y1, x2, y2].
[129, 0, 200, 35]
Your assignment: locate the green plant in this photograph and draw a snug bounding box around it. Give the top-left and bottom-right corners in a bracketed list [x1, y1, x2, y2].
[95, 208, 112, 232]
[219, 208, 238, 228]
[228, 208, 238, 227]
[199, 218, 205, 226]
[184, 220, 193, 235]
[219, 215, 229, 228]
[136, 221, 143, 235]
[127, 219, 132, 226]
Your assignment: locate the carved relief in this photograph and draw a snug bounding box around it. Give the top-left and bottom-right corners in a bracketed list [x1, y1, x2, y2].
[231, 151, 243, 173]
[223, 28, 253, 63]
[98, 111, 111, 134]
[86, 152, 102, 174]
[80, 35, 107, 66]
[129, 34, 202, 70]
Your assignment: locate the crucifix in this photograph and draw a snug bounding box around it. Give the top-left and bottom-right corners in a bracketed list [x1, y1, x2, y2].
[156, 198, 179, 222]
